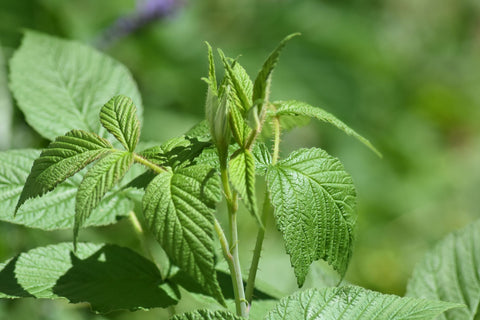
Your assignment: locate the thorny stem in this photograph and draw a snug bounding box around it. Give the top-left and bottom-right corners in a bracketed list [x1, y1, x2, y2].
[219, 166, 248, 317]
[245, 115, 281, 304]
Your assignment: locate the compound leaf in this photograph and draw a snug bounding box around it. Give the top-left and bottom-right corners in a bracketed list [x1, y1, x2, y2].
[143, 164, 224, 305]
[0, 243, 179, 312]
[9, 31, 142, 140]
[100, 95, 140, 152]
[74, 151, 133, 242]
[407, 219, 480, 320]
[267, 148, 356, 286]
[273, 100, 381, 156]
[252, 33, 299, 105]
[16, 130, 113, 212]
[229, 148, 259, 224]
[171, 309, 242, 320]
[0, 149, 136, 230]
[265, 287, 462, 320]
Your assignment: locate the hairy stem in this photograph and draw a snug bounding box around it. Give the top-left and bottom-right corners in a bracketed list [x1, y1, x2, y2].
[219, 167, 248, 317]
[245, 115, 281, 304]
[132, 153, 165, 173]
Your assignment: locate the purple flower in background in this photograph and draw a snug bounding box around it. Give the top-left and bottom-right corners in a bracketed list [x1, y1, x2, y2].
[96, 0, 181, 48]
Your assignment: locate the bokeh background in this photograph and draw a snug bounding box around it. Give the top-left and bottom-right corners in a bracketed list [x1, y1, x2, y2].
[1, 0, 479, 319]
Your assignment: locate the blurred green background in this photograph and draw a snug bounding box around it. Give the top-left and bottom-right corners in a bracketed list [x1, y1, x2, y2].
[1, 0, 480, 319]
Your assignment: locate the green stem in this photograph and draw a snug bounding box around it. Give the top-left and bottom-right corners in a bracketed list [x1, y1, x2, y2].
[245, 115, 281, 304]
[219, 167, 248, 317]
[245, 192, 271, 302]
[132, 153, 165, 173]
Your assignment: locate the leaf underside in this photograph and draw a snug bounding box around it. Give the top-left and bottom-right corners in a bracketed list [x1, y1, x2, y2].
[0, 243, 179, 313]
[9, 31, 143, 140]
[273, 100, 380, 156]
[407, 219, 480, 320]
[267, 148, 356, 286]
[142, 164, 224, 305]
[265, 287, 462, 320]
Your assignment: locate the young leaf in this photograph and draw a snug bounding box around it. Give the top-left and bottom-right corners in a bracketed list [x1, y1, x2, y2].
[265, 287, 462, 320]
[142, 164, 224, 305]
[205, 42, 217, 93]
[252, 142, 272, 175]
[9, 31, 143, 140]
[74, 151, 134, 242]
[252, 33, 300, 105]
[0, 243, 179, 312]
[100, 95, 140, 152]
[267, 148, 356, 286]
[273, 100, 381, 157]
[407, 219, 480, 320]
[171, 309, 242, 320]
[228, 148, 260, 224]
[15, 130, 113, 212]
[218, 50, 252, 113]
[0, 149, 136, 230]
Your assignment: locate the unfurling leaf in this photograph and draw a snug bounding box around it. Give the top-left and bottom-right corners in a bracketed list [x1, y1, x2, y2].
[142, 164, 224, 305]
[265, 287, 462, 320]
[267, 148, 356, 285]
[252, 33, 300, 107]
[407, 219, 480, 320]
[74, 151, 133, 244]
[100, 95, 140, 152]
[273, 100, 381, 156]
[228, 148, 260, 225]
[16, 130, 113, 213]
[9, 31, 142, 140]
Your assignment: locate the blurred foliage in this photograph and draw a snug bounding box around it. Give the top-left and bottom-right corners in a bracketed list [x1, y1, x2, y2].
[1, 0, 480, 319]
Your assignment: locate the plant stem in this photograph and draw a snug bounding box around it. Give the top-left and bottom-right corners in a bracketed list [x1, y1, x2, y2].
[245, 115, 281, 304]
[219, 167, 248, 317]
[132, 153, 165, 173]
[245, 192, 271, 302]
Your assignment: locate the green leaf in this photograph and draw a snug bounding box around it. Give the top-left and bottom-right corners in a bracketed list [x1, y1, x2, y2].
[139, 136, 211, 169]
[252, 33, 300, 105]
[185, 120, 211, 141]
[0, 243, 179, 312]
[142, 164, 224, 305]
[406, 219, 480, 320]
[273, 100, 381, 157]
[252, 142, 272, 175]
[171, 309, 242, 320]
[0, 149, 133, 230]
[218, 50, 252, 113]
[205, 42, 217, 93]
[16, 130, 113, 212]
[265, 287, 462, 320]
[229, 148, 259, 224]
[9, 31, 142, 140]
[75, 151, 134, 242]
[100, 95, 140, 152]
[266, 148, 356, 285]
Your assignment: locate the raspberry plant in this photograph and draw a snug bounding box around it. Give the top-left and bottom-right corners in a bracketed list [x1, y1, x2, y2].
[0, 31, 470, 319]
